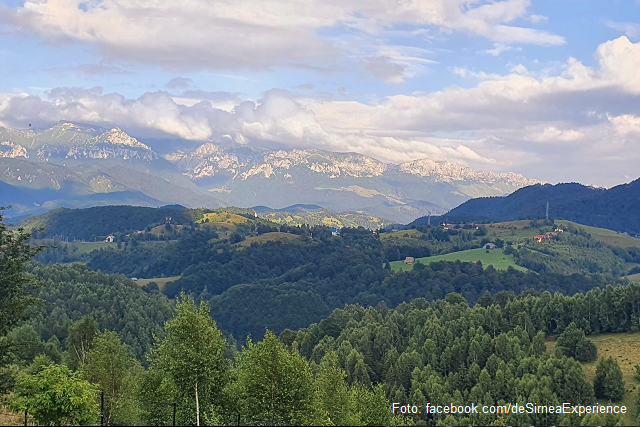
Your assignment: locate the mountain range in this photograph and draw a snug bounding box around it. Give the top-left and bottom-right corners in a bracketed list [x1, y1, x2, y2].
[411, 180, 640, 235]
[0, 122, 540, 223]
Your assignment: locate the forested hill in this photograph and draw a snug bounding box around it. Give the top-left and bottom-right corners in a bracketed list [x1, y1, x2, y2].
[411, 179, 640, 235]
[19, 205, 195, 240]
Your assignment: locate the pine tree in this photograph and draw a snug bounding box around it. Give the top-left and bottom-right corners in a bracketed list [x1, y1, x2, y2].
[0, 207, 43, 336]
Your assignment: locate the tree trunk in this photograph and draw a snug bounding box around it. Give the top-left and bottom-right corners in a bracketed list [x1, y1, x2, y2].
[195, 382, 200, 427]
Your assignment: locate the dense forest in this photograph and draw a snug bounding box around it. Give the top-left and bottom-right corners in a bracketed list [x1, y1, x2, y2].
[2, 206, 640, 425]
[5, 206, 640, 424]
[23, 206, 640, 340]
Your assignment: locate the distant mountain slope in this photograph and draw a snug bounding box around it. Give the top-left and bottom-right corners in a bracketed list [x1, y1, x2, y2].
[166, 142, 540, 223]
[0, 123, 223, 216]
[1, 122, 540, 222]
[19, 205, 195, 240]
[412, 180, 640, 235]
[255, 205, 392, 229]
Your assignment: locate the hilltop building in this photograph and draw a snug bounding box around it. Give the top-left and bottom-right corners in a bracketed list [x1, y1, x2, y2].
[404, 257, 415, 264]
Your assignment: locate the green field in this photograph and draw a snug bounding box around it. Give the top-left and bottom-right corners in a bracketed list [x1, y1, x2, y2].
[484, 220, 544, 241]
[556, 220, 640, 249]
[547, 332, 640, 425]
[135, 276, 180, 292]
[390, 248, 527, 272]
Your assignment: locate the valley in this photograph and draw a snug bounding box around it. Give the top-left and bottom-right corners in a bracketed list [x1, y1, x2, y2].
[4, 195, 640, 425]
[3, 4, 640, 425]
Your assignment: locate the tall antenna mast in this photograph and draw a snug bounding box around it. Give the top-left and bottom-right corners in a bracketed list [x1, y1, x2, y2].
[427, 210, 431, 226]
[546, 202, 549, 221]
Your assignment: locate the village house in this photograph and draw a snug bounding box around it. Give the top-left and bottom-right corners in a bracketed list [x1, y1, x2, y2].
[331, 228, 341, 236]
[483, 243, 496, 250]
[535, 231, 559, 243]
[105, 235, 115, 243]
[404, 257, 415, 265]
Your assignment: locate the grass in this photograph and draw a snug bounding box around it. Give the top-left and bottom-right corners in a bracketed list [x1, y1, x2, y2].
[390, 248, 528, 272]
[485, 221, 548, 241]
[200, 221, 238, 232]
[0, 407, 26, 426]
[198, 212, 249, 224]
[135, 276, 181, 292]
[547, 332, 640, 425]
[626, 273, 640, 282]
[556, 220, 640, 249]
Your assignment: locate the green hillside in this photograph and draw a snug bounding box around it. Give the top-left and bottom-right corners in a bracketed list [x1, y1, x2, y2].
[390, 248, 527, 272]
[556, 220, 640, 249]
[548, 332, 640, 426]
[415, 179, 640, 236]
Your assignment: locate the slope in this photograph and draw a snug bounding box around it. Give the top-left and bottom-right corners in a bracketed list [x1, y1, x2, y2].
[412, 179, 640, 235]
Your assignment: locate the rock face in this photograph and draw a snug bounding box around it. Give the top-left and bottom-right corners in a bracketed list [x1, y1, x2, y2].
[166, 142, 540, 223]
[0, 122, 540, 222]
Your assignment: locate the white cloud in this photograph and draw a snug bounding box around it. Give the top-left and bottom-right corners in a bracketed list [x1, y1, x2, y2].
[0, 0, 564, 74]
[1, 37, 640, 185]
[529, 14, 548, 24]
[608, 114, 640, 136]
[606, 21, 640, 40]
[484, 43, 513, 56]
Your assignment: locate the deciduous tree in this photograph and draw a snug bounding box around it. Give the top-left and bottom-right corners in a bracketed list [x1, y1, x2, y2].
[7, 356, 99, 426]
[149, 293, 229, 425]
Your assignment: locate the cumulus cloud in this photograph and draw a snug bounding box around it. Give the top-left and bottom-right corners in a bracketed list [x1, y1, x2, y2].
[0, 0, 563, 74]
[1, 36, 640, 185]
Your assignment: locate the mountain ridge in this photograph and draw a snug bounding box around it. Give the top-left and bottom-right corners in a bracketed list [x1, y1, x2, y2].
[411, 180, 640, 235]
[0, 122, 540, 222]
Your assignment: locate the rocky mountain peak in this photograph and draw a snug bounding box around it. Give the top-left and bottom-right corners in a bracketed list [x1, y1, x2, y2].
[97, 128, 151, 150]
[0, 141, 29, 159]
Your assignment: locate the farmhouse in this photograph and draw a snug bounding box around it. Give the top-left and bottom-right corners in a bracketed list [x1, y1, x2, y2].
[483, 243, 496, 250]
[404, 257, 415, 265]
[535, 231, 559, 243]
[105, 235, 115, 243]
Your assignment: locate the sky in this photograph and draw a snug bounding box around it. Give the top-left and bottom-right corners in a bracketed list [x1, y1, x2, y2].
[0, 0, 639, 187]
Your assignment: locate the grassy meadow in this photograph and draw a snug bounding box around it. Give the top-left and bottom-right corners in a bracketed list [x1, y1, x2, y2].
[237, 232, 302, 247]
[134, 276, 181, 292]
[556, 220, 640, 249]
[390, 248, 527, 272]
[547, 332, 640, 425]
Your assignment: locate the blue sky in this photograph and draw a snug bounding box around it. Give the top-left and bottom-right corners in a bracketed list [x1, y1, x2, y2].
[0, 0, 639, 186]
